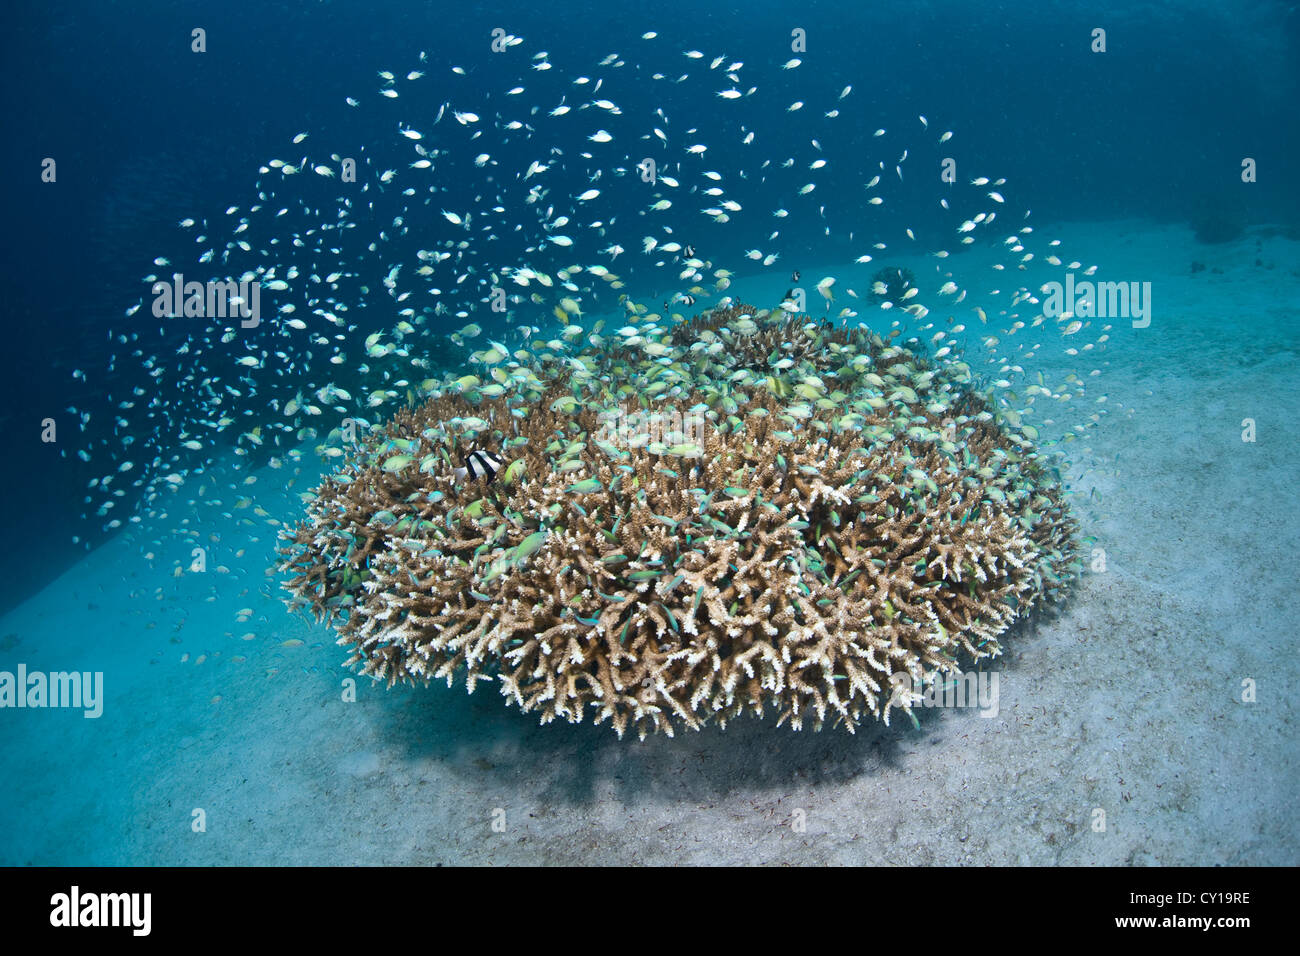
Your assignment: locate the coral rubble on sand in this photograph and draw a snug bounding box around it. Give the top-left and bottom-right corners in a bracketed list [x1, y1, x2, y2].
[279, 302, 1079, 738]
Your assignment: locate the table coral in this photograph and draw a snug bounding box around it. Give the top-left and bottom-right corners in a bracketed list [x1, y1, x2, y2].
[279, 302, 1078, 738]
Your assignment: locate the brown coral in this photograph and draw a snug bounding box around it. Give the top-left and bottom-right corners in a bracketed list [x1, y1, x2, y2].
[279, 303, 1078, 738]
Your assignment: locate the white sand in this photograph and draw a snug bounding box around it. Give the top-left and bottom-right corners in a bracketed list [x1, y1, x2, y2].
[1, 220, 1296, 865]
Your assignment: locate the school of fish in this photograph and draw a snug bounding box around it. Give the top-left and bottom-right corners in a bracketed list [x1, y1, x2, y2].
[65, 31, 1116, 545]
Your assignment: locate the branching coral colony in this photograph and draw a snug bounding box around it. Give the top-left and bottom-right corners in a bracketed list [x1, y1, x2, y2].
[279, 302, 1079, 739]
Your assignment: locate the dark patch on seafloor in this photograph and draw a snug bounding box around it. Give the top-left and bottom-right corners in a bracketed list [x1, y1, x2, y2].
[364, 612, 1054, 807]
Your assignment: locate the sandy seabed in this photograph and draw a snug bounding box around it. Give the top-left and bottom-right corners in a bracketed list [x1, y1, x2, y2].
[1, 220, 1296, 866]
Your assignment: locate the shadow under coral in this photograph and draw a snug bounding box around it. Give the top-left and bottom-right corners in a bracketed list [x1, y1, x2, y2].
[369, 612, 1047, 808]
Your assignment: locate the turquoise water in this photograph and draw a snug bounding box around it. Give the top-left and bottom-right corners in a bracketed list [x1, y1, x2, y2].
[1, 1, 1296, 865]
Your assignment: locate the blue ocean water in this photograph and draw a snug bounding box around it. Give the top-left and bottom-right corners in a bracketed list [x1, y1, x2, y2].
[1, 0, 1296, 865]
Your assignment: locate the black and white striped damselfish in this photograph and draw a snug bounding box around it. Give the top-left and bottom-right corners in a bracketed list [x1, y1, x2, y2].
[453, 449, 503, 483]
